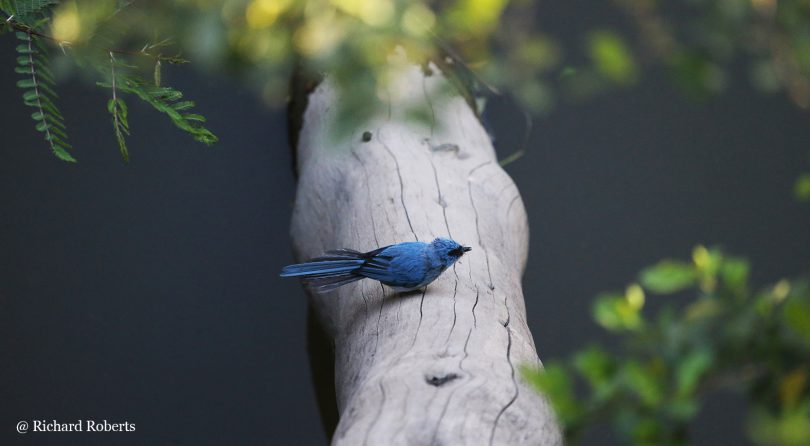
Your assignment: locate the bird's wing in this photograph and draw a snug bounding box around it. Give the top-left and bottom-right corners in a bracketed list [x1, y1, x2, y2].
[358, 254, 393, 275]
[358, 243, 431, 287]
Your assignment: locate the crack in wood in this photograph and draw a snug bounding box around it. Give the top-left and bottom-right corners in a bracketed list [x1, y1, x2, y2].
[461, 328, 473, 371]
[395, 287, 403, 324]
[472, 285, 480, 328]
[445, 273, 459, 345]
[351, 149, 381, 247]
[432, 317, 475, 444]
[506, 194, 521, 220]
[379, 130, 418, 241]
[411, 286, 428, 348]
[429, 372, 463, 446]
[467, 162, 495, 290]
[489, 311, 519, 446]
[360, 284, 369, 320]
[373, 286, 385, 364]
[428, 155, 451, 238]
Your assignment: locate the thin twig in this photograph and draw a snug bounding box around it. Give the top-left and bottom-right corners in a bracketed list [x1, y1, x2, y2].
[2, 14, 187, 63]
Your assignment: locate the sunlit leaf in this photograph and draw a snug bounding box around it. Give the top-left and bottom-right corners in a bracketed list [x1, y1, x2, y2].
[639, 260, 696, 294]
[593, 293, 644, 331]
[748, 403, 810, 446]
[587, 30, 637, 85]
[626, 284, 645, 310]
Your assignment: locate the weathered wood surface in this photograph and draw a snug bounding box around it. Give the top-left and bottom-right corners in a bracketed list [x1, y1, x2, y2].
[290, 53, 561, 445]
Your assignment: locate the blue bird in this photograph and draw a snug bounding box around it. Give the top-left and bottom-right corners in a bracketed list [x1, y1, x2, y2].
[280, 237, 472, 293]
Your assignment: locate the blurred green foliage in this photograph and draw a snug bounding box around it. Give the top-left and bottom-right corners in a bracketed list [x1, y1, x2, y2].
[796, 174, 810, 201]
[3, 0, 810, 161]
[524, 246, 810, 445]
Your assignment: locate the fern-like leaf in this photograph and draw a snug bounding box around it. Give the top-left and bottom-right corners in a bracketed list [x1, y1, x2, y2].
[15, 31, 75, 162]
[108, 97, 130, 162]
[104, 53, 131, 162]
[98, 75, 218, 147]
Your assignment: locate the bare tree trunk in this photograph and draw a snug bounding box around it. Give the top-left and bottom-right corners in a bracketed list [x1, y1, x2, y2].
[290, 51, 561, 445]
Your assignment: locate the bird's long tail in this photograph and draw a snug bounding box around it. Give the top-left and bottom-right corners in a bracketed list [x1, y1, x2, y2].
[280, 249, 366, 292]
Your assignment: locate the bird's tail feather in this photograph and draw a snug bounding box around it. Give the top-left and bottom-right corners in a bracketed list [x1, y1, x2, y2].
[281, 249, 373, 292]
[280, 259, 364, 277]
[303, 273, 364, 293]
[279, 248, 366, 277]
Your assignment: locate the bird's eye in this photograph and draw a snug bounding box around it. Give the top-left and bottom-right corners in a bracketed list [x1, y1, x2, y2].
[449, 247, 463, 257]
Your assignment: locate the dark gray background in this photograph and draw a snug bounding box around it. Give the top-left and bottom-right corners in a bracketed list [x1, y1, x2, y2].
[2, 4, 809, 444]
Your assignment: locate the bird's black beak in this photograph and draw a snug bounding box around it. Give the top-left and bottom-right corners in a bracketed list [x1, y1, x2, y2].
[462, 246, 472, 253]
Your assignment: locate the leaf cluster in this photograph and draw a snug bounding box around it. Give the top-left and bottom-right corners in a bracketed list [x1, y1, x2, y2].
[105, 79, 217, 146]
[97, 59, 217, 162]
[525, 246, 810, 445]
[2, 1, 216, 162]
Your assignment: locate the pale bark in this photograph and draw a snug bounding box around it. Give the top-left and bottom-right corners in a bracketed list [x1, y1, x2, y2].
[290, 51, 561, 445]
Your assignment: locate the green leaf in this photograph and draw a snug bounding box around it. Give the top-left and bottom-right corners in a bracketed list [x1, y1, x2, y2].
[623, 361, 664, 406]
[99, 74, 218, 147]
[172, 100, 195, 111]
[721, 256, 749, 291]
[183, 113, 206, 122]
[16, 78, 37, 89]
[573, 345, 614, 389]
[587, 30, 638, 85]
[784, 297, 810, 344]
[52, 144, 77, 162]
[795, 174, 810, 202]
[676, 349, 713, 395]
[640, 260, 697, 294]
[593, 292, 644, 331]
[22, 89, 39, 102]
[524, 364, 582, 423]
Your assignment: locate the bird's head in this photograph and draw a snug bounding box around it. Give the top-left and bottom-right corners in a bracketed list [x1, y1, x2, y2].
[431, 237, 472, 265]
